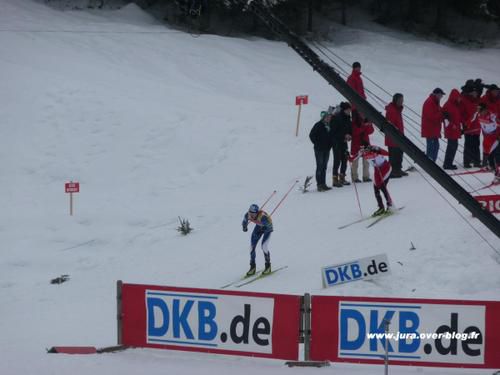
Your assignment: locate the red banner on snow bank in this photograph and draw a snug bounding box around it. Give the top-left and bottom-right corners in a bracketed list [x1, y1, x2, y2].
[120, 283, 300, 360]
[474, 194, 500, 213]
[310, 295, 500, 368]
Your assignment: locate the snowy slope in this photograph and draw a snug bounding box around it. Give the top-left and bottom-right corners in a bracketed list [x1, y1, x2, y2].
[1, 1, 499, 374]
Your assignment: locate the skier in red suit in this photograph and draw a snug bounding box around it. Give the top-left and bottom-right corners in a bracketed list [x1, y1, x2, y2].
[357, 145, 393, 217]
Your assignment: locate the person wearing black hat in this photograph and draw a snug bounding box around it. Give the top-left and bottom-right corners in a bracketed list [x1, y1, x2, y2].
[385, 93, 407, 177]
[309, 111, 334, 191]
[421, 88, 446, 162]
[461, 83, 482, 168]
[330, 102, 353, 187]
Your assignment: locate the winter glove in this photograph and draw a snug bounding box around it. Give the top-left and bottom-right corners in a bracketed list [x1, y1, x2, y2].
[443, 111, 450, 120]
[242, 225, 248, 232]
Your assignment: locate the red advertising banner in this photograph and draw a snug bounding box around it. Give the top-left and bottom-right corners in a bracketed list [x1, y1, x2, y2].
[295, 95, 308, 105]
[120, 283, 300, 360]
[65, 182, 80, 193]
[474, 195, 500, 213]
[310, 295, 500, 368]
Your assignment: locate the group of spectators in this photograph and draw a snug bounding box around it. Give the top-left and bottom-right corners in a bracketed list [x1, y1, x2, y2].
[422, 79, 500, 171]
[309, 61, 500, 192]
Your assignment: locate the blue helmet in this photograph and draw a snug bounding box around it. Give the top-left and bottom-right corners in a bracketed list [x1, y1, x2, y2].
[248, 204, 259, 214]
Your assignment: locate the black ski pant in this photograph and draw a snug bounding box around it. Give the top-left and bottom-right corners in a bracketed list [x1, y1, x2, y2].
[314, 148, 330, 186]
[332, 142, 348, 177]
[443, 139, 458, 168]
[388, 147, 403, 173]
[374, 178, 392, 209]
[464, 134, 481, 166]
[486, 146, 500, 170]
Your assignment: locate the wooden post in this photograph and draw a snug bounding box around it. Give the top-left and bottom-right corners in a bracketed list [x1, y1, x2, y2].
[295, 103, 302, 137]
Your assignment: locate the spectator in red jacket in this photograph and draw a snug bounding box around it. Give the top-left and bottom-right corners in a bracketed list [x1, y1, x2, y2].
[472, 103, 500, 171]
[461, 83, 482, 168]
[350, 118, 374, 182]
[346, 61, 366, 106]
[481, 84, 499, 116]
[421, 88, 445, 162]
[442, 89, 462, 170]
[346, 61, 368, 183]
[385, 93, 407, 177]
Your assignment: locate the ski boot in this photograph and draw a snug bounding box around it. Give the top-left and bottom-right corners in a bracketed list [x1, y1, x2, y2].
[340, 174, 351, 185]
[246, 264, 256, 277]
[262, 262, 272, 275]
[317, 184, 332, 192]
[332, 175, 343, 188]
[372, 207, 386, 217]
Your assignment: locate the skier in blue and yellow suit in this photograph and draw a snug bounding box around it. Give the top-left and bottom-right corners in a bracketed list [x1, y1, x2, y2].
[242, 204, 273, 276]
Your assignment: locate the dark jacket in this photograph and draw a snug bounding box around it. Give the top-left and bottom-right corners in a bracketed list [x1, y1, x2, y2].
[309, 120, 332, 151]
[330, 111, 352, 146]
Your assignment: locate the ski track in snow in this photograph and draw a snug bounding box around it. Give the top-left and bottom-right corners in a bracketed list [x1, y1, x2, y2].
[0, 1, 499, 374]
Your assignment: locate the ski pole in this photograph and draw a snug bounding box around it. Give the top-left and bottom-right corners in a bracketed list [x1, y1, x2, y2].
[260, 190, 277, 210]
[352, 178, 363, 218]
[270, 180, 299, 216]
[349, 154, 363, 217]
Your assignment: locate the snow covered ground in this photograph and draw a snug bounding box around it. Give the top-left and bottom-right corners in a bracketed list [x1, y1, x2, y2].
[1, 1, 499, 374]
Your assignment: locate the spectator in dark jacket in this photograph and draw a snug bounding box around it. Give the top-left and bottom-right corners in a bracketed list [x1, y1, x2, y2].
[330, 102, 353, 187]
[309, 111, 333, 191]
[385, 93, 407, 178]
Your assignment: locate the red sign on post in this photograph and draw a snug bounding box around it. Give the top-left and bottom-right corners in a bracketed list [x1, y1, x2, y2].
[294, 95, 309, 137]
[474, 194, 500, 213]
[65, 182, 80, 193]
[65, 181, 79, 216]
[295, 95, 309, 106]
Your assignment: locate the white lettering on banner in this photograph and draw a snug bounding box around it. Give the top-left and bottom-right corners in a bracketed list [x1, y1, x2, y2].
[145, 290, 274, 353]
[475, 195, 500, 213]
[322, 254, 391, 288]
[338, 301, 485, 364]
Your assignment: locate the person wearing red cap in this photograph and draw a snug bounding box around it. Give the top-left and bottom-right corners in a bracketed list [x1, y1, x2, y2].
[421, 88, 445, 162]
